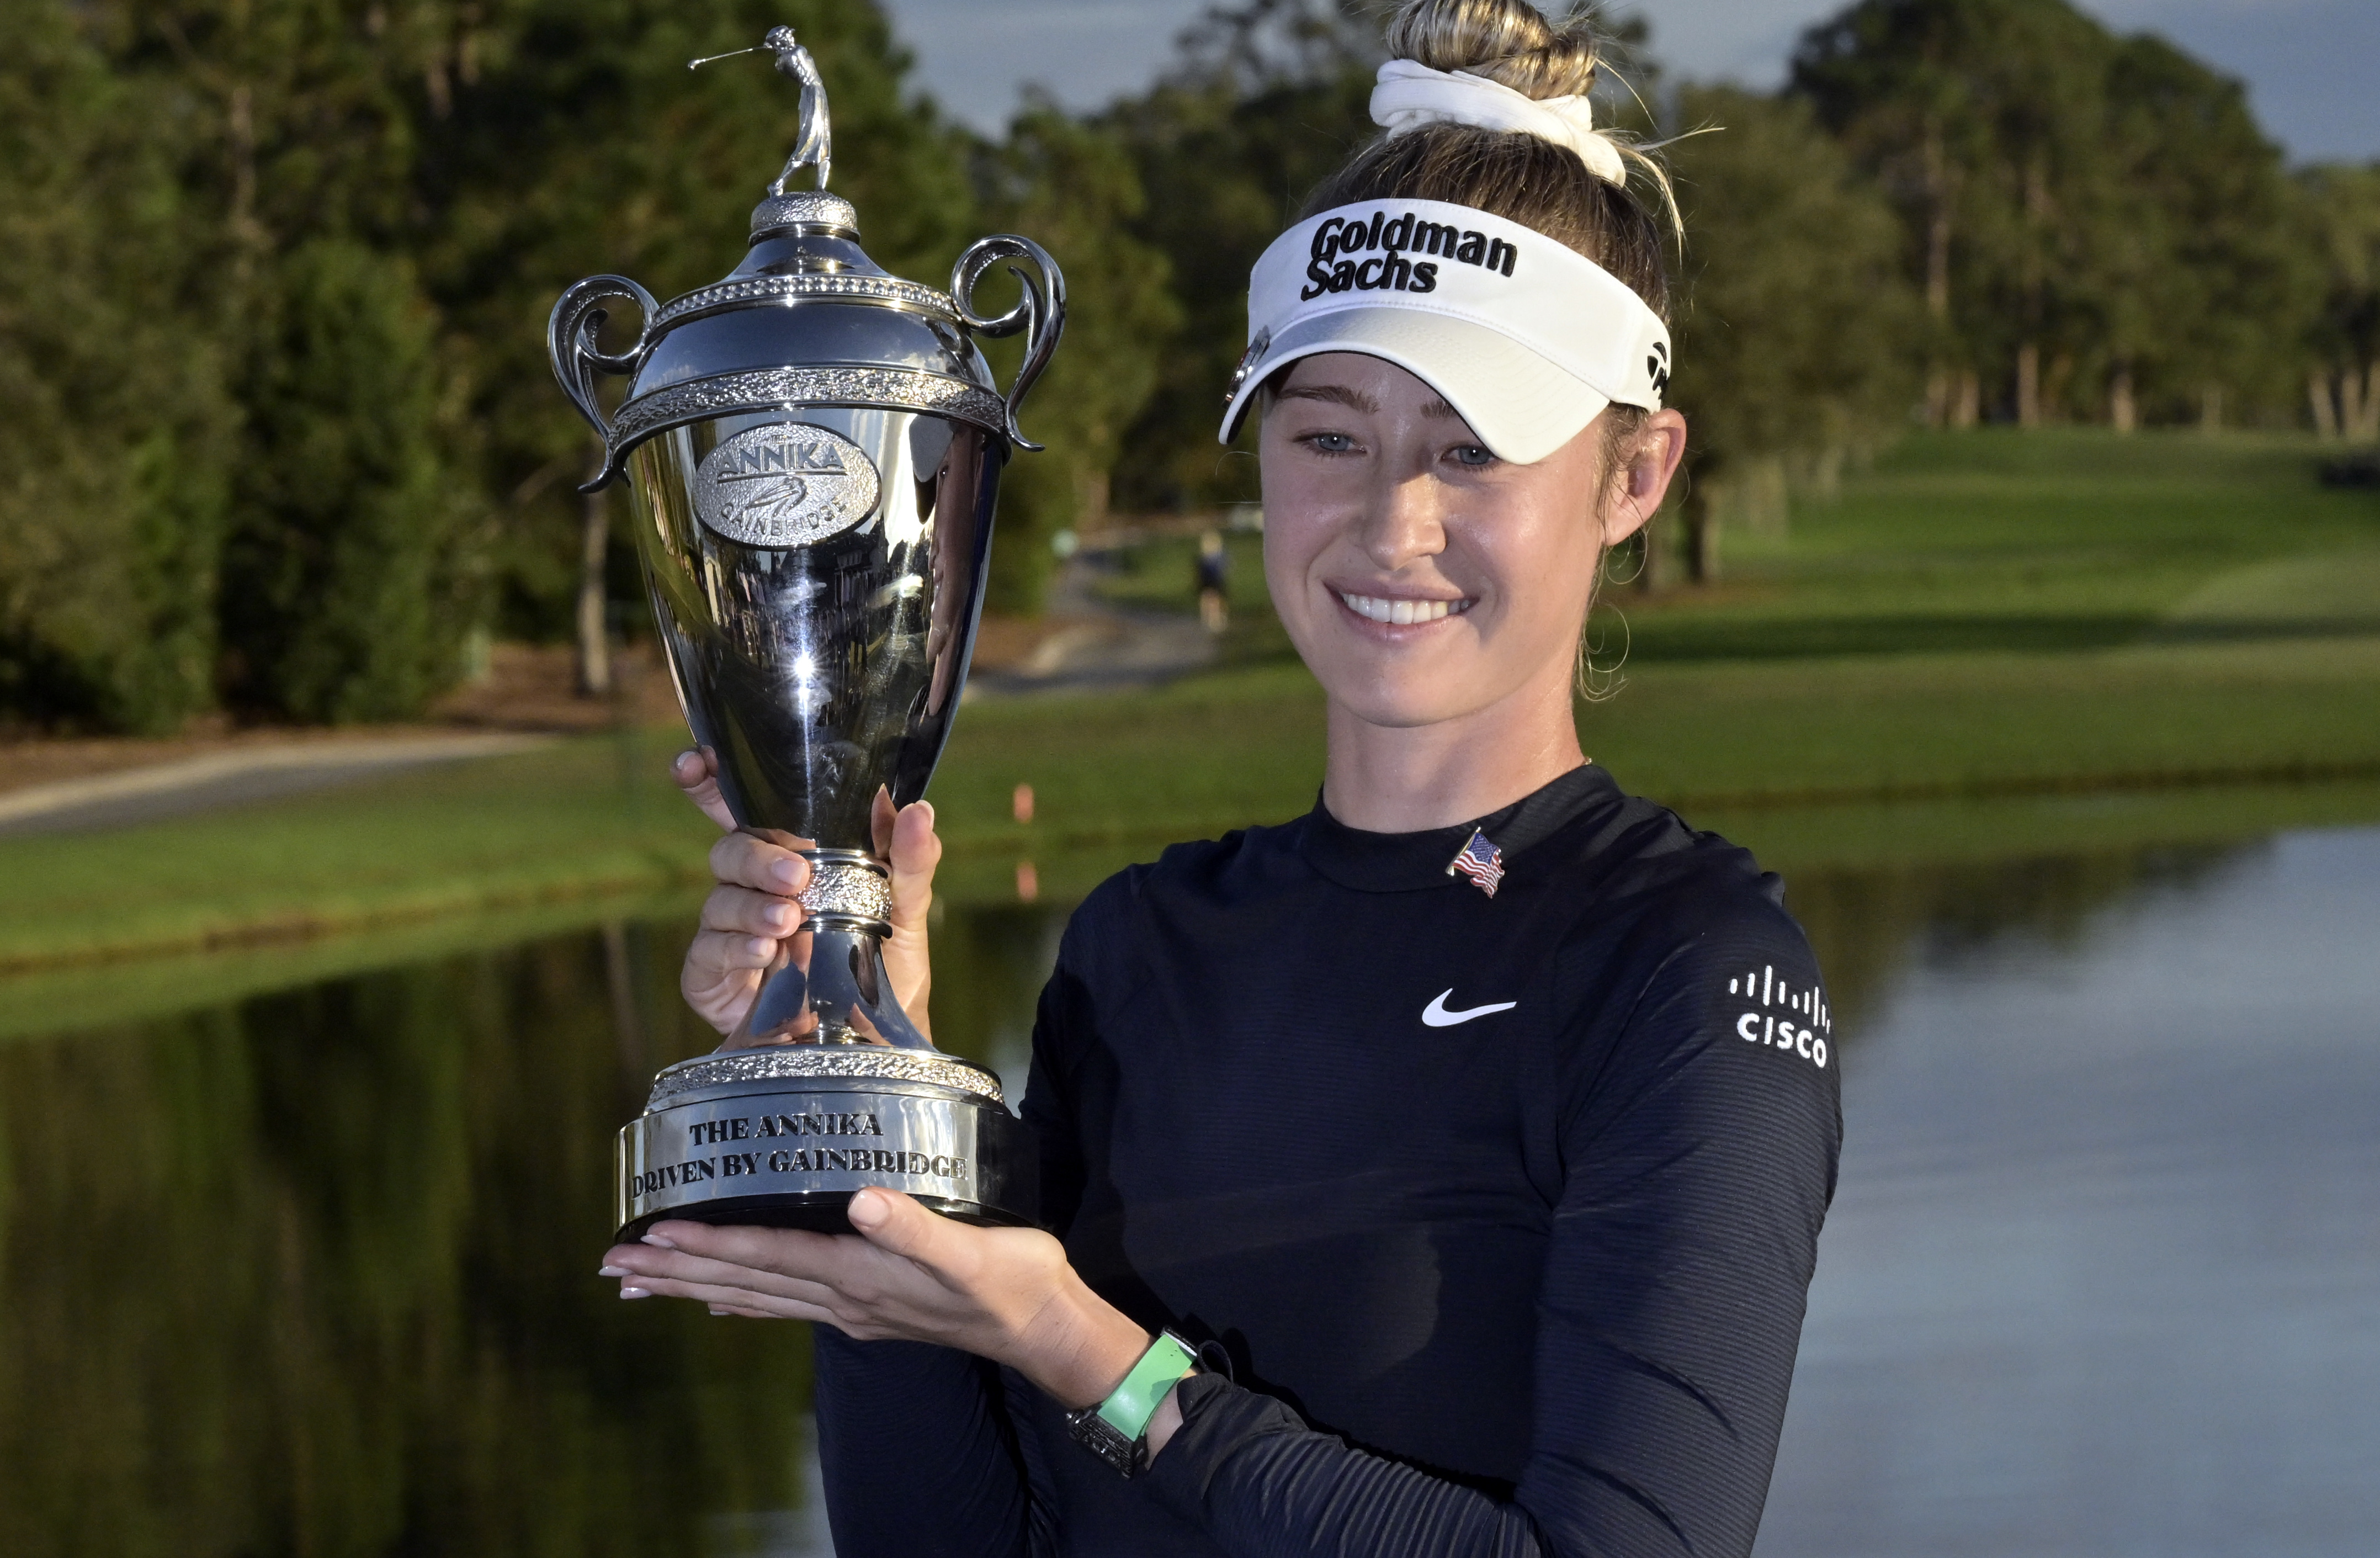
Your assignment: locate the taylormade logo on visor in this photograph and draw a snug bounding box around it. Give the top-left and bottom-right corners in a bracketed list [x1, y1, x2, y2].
[1302, 209, 1520, 299]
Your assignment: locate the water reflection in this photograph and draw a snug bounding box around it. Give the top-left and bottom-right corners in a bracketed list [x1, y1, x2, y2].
[0, 930, 808, 1558]
[3, 824, 2373, 1555]
[1784, 841, 2249, 1042]
[1759, 827, 2380, 1557]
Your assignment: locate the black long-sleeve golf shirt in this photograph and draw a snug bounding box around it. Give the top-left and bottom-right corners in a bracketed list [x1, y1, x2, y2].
[814, 763, 1842, 1558]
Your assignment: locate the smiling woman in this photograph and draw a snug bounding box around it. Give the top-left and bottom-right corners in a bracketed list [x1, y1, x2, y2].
[1257, 351, 1672, 752]
[605, 5, 1842, 1557]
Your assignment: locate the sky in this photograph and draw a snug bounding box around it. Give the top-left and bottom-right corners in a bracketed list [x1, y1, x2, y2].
[874, 0, 2379, 163]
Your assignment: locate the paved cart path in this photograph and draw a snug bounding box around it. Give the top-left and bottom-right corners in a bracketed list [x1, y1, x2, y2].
[0, 733, 553, 838]
[967, 557, 1221, 699]
[0, 561, 1220, 836]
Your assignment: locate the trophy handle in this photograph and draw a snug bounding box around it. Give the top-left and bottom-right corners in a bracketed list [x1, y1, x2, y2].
[952, 236, 1067, 452]
[548, 274, 661, 490]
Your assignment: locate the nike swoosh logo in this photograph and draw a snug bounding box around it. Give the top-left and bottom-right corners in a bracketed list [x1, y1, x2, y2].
[1422, 989, 1517, 1027]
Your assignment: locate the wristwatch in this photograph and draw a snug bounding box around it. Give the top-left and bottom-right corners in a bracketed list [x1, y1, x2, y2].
[1064, 1331, 1202, 1478]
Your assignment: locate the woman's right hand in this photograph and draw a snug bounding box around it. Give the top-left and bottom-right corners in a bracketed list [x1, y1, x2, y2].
[673, 749, 943, 1040]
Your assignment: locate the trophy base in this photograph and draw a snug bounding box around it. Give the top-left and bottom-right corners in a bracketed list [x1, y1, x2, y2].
[615, 1190, 1016, 1243]
[615, 1045, 1035, 1242]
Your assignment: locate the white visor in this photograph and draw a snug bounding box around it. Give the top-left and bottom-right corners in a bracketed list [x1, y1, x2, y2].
[1218, 199, 1671, 466]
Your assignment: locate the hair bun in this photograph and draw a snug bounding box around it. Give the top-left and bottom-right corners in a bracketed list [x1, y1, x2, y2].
[1385, 0, 1601, 102]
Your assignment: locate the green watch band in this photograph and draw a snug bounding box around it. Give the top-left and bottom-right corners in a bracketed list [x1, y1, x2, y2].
[1095, 1331, 1199, 1441]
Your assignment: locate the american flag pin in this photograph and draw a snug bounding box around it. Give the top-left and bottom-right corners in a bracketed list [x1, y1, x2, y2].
[1446, 829, 1505, 898]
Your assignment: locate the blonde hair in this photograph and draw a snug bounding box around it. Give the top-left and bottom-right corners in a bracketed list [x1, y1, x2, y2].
[1310, 0, 1672, 319]
[1384, 0, 1602, 99]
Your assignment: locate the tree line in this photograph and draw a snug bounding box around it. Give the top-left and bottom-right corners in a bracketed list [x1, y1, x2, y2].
[3, 0, 2374, 734]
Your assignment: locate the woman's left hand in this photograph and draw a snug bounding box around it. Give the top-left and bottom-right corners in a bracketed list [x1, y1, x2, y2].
[599, 1190, 1154, 1411]
[671, 750, 943, 1039]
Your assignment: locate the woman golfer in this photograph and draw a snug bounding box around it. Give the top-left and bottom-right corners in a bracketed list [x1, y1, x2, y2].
[606, 2, 1841, 1552]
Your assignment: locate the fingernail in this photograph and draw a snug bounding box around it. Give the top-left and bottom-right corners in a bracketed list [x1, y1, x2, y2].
[598, 1264, 632, 1278]
[642, 1233, 679, 1250]
[769, 857, 804, 887]
[750, 936, 775, 959]
[848, 1190, 887, 1230]
[767, 902, 796, 930]
[708, 1305, 729, 1316]
[620, 1286, 652, 1300]
[917, 801, 936, 826]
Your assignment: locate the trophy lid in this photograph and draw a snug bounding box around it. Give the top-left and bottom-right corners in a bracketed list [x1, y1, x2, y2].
[550, 27, 1063, 490]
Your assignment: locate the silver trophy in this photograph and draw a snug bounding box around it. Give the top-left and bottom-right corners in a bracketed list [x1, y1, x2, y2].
[549, 27, 1061, 1239]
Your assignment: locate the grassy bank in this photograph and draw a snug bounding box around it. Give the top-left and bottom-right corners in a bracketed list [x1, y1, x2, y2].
[11, 764, 2379, 1049]
[7, 630, 2375, 974]
[1, 430, 2373, 974]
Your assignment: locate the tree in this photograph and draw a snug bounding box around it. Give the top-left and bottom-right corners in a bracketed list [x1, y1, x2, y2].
[89, 0, 487, 722]
[2095, 33, 2307, 432]
[1666, 86, 1922, 574]
[10, 0, 976, 728]
[1101, 0, 1382, 512]
[2296, 163, 2380, 441]
[216, 239, 470, 721]
[1792, 0, 2118, 429]
[0, 2, 232, 732]
[973, 99, 1178, 614]
[1791, 0, 2314, 433]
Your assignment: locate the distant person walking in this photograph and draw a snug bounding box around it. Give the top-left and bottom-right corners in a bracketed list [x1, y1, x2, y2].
[1194, 529, 1231, 633]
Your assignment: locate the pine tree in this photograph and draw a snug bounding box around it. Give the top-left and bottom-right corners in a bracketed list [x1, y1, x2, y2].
[1791, 0, 2313, 431]
[100, 0, 482, 722]
[217, 239, 466, 721]
[0, 2, 233, 731]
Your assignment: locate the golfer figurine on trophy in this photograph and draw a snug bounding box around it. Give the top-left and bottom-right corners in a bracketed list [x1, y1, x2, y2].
[548, 27, 1064, 1238]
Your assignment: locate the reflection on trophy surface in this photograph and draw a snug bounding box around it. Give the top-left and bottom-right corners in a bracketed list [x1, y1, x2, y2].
[548, 26, 1064, 1239]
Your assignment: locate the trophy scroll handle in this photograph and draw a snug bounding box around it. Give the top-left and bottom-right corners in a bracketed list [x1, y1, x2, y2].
[548, 274, 661, 491]
[952, 237, 1068, 452]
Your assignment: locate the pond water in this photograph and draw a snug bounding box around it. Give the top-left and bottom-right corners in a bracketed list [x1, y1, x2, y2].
[2, 822, 2374, 1556]
[1761, 825, 2380, 1558]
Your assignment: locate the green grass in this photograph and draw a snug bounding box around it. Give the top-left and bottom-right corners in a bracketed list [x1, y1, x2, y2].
[0, 735, 718, 973]
[1095, 429, 2380, 663]
[0, 887, 705, 1044]
[2, 428, 2374, 976]
[1626, 430, 2380, 661]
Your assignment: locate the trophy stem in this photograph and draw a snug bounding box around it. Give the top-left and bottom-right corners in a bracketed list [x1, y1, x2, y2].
[730, 851, 936, 1052]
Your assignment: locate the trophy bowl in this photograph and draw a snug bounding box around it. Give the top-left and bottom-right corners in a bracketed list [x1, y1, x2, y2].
[548, 29, 1061, 1240]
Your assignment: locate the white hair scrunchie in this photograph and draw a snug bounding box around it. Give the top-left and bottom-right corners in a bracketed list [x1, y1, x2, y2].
[1368, 58, 1627, 187]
